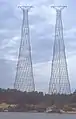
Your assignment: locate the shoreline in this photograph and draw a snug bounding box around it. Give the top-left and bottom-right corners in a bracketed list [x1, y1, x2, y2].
[0, 111, 76, 114]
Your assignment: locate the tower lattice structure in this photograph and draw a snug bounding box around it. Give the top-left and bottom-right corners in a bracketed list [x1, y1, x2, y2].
[49, 6, 71, 94]
[14, 6, 35, 92]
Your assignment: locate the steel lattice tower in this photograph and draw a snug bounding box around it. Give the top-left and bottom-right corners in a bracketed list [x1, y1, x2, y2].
[14, 6, 35, 92]
[49, 6, 71, 94]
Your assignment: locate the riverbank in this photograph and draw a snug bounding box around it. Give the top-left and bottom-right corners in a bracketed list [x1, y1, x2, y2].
[0, 103, 76, 113]
[0, 89, 76, 113]
[60, 111, 76, 114]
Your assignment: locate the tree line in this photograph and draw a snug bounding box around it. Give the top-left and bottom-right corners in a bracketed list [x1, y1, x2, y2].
[0, 88, 76, 108]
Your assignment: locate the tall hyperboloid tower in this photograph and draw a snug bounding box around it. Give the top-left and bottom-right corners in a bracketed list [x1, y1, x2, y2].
[14, 6, 35, 92]
[49, 6, 71, 94]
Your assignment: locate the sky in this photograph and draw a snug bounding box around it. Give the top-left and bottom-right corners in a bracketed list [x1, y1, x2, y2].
[0, 0, 76, 93]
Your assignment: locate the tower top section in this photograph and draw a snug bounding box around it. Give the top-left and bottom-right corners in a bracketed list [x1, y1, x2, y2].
[18, 5, 33, 11]
[51, 6, 67, 11]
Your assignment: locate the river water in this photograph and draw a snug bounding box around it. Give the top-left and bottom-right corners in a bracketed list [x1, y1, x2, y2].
[0, 113, 76, 119]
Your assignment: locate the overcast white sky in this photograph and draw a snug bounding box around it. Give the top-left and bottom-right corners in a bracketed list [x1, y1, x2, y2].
[0, 0, 76, 93]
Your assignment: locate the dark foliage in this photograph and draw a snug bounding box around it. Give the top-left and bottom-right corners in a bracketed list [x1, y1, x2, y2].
[0, 88, 76, 108]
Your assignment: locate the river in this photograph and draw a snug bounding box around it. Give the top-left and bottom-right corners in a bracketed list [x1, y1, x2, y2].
[0, 113, 76, 119]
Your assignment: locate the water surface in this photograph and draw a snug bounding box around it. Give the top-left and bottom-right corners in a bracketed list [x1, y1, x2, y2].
[0, 112, 76, 119]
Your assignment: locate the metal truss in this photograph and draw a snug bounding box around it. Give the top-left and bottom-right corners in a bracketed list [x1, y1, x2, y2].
[14, 6, 35, 92]
[49, 6, 71, 94]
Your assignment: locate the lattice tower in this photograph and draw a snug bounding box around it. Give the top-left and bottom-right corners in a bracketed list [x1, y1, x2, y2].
[14, 6, 35, 92]
[49, 6, 71, 94]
